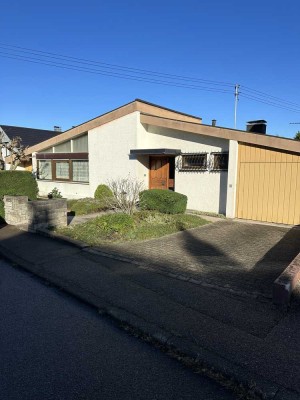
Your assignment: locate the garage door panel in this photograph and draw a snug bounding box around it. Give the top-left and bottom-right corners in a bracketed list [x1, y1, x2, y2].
[237, 144, 300, 225]
[289, 163, 298, 225]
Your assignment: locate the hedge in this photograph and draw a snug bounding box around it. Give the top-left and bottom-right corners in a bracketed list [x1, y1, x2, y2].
[0, 171, 39, 221]
[139, 189, 187, 214]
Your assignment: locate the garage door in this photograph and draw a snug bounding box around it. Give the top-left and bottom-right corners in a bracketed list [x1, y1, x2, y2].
[236, 143, 300, 225]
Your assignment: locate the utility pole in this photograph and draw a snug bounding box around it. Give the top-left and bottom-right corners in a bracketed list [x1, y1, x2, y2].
[234, 84, 240, 129]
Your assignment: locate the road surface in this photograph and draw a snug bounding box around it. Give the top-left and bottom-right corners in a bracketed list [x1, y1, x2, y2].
[0, 257, 236, 399]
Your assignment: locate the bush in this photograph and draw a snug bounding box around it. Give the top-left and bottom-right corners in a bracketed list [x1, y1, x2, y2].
[107, 177, 144, 215]
[0, 200, 5, 224]
[0, 171, 38, 221]
[94, 184, 113, 201]
[139, 189, 187, 214]
[67, 198, 108, 215]
[48, 187, 63, 199]
[0, 171, 38, 200]
[94, 213, 135, 237]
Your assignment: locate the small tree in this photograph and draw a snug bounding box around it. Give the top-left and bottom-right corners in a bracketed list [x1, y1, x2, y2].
[294, 131, 300, 140]
[0, 134, 30, 170]
[107, 176, 144, 215]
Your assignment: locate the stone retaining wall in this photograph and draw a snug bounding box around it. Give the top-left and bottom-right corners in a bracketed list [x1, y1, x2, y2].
[4, 196, 67, 231]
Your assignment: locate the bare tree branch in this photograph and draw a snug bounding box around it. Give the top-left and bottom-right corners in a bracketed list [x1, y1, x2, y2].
[106, 176, 144, 215]
[0, 136, 30, 171]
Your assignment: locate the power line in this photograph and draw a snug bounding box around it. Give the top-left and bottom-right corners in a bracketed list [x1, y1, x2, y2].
[243, 85, 300, 107]
[0, 51, 233, 94]
[239, 93, 300, 113]
[1, 42, 300, 115]
[0, 43, 234, 88]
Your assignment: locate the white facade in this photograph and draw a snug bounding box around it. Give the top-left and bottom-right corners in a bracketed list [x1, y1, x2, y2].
[35, 110, 232, 214]
[137, 123, 229, 214]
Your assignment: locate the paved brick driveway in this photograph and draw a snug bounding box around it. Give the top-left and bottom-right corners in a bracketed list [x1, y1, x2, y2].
[99, 220, 300, 297]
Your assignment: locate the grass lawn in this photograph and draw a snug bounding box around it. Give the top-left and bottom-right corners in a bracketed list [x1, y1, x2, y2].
[57, 210, 209, 245]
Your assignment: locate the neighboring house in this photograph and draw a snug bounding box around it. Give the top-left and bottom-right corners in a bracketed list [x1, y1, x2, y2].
[25, 99, 300, 225]
[0, 125, 61, 170]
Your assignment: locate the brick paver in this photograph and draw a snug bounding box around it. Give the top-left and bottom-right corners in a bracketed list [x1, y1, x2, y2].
[99, 220, 300, 297]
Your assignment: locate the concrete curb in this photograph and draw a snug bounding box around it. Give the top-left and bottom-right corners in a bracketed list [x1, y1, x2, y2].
[273, 253, 300, 306]
[0, 232, 299, 399]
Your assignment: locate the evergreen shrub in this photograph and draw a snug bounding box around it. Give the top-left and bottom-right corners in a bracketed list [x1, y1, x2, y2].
[139, 189, 187, 214]
[0, 171, 38, 222]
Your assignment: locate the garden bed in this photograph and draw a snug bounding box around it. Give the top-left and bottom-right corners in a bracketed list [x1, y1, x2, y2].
[57, 210, 209, 245]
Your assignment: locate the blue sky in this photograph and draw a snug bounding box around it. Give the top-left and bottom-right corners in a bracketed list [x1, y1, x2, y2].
[1, 0, 300, 139]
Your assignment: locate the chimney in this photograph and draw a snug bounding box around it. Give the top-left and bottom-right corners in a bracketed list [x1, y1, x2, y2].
[54, 126, 62, 132]
[212, 119, 217, 126]
[246, 120, 267, 134]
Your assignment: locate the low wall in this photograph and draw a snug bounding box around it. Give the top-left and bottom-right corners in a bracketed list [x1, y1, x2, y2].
[4, 196, 67, 231]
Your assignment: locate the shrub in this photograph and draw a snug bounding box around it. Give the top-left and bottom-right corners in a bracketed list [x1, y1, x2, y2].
[0, 171, 38, 222]
[139, 189, 187, 214]
[48, 187, 63, 199]
[0, 171, 38, 200]
[0, 200, 5, 224]
[94, 213, 135, 237]
[94, 184, 113, 201]
[67, 198, 108, 215]
[107, 177, 144, 215]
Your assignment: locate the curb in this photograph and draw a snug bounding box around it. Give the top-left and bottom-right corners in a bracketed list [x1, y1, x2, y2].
[1, 227, 299, 399]
[273, 253, 300, 306]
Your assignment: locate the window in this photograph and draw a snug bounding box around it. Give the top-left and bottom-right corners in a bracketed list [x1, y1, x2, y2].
[55, 161, 70, 180]
[54, 141, 71, 153]
[73, 135, 88, 152]
[211, 153, 229, 171]
[38, 159, 89, 182]
[38, 160, 52, 179]
[72, 160, 89, 182]
[180, 153, 207, 171]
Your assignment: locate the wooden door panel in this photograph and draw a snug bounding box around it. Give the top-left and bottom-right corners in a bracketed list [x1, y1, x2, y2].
[150, 157, 169, 189]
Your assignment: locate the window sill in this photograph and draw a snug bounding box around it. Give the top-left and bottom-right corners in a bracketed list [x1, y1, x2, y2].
[37, 179, 90, 185]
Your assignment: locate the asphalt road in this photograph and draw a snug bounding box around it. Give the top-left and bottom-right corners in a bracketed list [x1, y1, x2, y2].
[0, 258, 236, 400]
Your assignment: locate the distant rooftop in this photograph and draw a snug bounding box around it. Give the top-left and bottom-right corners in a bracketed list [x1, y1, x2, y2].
[0, 125, 62, 147]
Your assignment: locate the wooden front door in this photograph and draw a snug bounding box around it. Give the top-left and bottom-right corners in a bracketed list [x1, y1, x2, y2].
[149, 157, 169, 189]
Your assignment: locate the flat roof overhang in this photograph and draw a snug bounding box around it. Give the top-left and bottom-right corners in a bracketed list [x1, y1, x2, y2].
[130, 148, 181, 156]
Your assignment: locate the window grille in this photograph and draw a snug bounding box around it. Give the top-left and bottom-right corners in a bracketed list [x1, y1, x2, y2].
[179, 153, 207, 171]
[211, 153, 229, 171]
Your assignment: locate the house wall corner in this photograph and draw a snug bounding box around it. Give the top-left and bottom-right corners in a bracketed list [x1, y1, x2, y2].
[225, 140, 238, 218]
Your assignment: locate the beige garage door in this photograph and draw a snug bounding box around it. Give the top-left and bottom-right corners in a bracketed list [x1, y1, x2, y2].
[236, 143, 300, 225]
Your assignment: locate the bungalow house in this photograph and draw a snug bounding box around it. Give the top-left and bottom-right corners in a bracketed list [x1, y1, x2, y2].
[24, 99, 300, 225]
[0, 124, 61, 170]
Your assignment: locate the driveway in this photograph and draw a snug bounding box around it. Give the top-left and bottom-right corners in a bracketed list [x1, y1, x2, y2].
[99, 220, 300, 298]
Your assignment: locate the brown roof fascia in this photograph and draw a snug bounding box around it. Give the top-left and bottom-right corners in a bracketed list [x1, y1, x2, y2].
[26, 102, 138, 155]
[26, 100, 202, 155]
[134, 99, 202, 123]
[140, 114, 300, 154]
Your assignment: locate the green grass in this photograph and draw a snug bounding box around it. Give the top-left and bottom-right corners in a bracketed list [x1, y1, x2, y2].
[67, 198, 109, 216]
[57, 210, 209, 245]
[187, 210, 226, 218]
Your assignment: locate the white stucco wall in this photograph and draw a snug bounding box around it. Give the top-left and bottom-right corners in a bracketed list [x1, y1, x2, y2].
[137, 123, 229, 214]
[37, 180, 91, 199]
[88, 112, 144, 193]
[225, 140, 238, 218]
